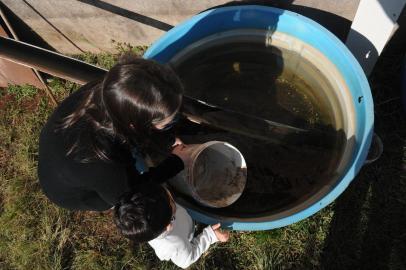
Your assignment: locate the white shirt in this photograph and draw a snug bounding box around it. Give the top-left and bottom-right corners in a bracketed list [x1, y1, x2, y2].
[148, 204, 219, 269]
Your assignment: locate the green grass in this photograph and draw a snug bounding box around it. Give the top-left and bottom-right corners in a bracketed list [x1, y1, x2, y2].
[0, 43, 405, 270]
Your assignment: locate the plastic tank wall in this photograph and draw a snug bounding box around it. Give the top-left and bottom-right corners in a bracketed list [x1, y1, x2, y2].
[144, 5, 374, 231]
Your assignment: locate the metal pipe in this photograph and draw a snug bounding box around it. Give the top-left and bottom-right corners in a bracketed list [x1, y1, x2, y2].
[0, 35, 333, 147]
[0, 36, 106, 84]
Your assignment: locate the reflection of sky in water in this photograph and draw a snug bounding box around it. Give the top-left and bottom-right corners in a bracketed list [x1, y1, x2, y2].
[176, 43, 331, 129]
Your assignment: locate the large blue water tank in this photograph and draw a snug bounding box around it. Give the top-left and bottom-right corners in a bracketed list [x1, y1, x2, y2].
[144, 5, 374, 231]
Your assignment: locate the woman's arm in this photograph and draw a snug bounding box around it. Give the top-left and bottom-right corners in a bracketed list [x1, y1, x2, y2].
[139, 154, 184, 184]
[85, 162, 132, 207]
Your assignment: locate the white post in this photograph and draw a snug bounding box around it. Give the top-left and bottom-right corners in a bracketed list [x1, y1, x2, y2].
[346, 0, 406, 75]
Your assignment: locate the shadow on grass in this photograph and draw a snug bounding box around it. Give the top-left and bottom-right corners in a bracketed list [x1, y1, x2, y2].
[320, 9, 406, 270]
[201, 247, 240, 270]
[77, 0, 173, 31]
[0, 1, 55, 51]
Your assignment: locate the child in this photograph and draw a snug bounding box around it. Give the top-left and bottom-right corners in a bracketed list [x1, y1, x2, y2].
[114, 183, 229, 269]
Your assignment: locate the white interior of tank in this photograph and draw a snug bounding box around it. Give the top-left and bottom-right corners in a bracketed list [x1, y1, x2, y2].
[169, 29, 357, 221]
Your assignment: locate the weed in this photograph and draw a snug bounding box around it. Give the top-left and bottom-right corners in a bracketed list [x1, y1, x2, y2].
[5, 84, 37, 101]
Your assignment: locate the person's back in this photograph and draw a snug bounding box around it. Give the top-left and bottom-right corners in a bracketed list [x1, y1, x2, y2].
[38, 56, 184, 211]
[114, 183, 229, 269]
[39, 82, 141, 210]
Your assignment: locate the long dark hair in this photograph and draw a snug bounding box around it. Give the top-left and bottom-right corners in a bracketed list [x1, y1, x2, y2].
[58, 54, 183, 163]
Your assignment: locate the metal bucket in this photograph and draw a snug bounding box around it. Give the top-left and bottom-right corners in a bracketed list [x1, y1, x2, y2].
[169, 141, 247, 208]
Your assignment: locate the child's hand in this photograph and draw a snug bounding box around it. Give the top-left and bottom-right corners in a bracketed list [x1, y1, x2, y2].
[211, 223, 230, 242]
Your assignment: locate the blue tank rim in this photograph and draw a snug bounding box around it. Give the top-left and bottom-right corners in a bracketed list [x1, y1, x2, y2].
[144, 5, 374, 230]
[402, 55, 406, 113]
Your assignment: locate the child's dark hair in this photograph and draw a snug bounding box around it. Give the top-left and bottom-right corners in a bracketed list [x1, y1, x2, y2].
[114, 183, 173, 243]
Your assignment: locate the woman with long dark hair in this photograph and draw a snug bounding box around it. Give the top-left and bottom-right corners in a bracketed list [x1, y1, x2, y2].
[38, 55, 187, 211]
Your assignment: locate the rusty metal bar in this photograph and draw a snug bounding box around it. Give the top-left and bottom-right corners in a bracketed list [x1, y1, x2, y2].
[0, 36, 106, 84]
[0, 7, 58, 106]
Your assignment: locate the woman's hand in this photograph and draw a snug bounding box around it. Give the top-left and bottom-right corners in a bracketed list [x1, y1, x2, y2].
[171, 144, 192, 167]
[211, 223, 230, 242]
[172, 137, 183, 147]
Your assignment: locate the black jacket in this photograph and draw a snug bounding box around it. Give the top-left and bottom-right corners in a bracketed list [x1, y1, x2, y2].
[38, 82, 183, 211]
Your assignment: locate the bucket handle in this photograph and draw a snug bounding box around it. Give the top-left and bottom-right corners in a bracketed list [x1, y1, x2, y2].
[364, 133, 383, 165]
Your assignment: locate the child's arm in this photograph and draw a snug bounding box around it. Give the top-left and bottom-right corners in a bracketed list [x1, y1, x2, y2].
[169, 225, 217, 269]
[169, 224, 229, 269]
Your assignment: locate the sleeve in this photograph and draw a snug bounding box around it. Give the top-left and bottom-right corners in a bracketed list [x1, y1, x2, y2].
[139, 154, 184, 184]
[169, 226, 219, 269]
[93, 154, 183, 205]
[149, 129, 177, 150]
